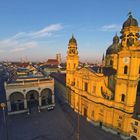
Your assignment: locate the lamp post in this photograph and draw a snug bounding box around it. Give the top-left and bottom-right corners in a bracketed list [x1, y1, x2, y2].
[0, 103, 8, 140]
[77, 103, 80, 140]
[76, 92, 80, 140]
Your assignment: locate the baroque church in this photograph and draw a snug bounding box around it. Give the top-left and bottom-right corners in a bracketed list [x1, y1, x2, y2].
[66, 13, 140, 139]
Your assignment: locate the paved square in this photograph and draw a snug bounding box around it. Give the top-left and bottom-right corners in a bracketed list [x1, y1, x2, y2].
[6, 100, 121, 140]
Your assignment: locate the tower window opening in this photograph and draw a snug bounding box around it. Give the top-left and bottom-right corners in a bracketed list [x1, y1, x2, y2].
[134, 128, 137, 133]
[74, 63, 76, 68]
[110, 60, 113, 66]
[124, 65, 128, 74]
[121, 94, 125, 102]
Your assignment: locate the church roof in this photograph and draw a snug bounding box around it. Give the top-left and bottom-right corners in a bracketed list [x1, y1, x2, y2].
[89, 66, 116, 76]
[47, 59, 59, 65]
[122, 13, 138, 29]
[106, 34, 120, 55]
[69, 35, 77, 44]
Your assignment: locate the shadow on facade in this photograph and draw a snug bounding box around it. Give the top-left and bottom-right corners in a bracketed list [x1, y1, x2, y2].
[134, 81, 140, 117]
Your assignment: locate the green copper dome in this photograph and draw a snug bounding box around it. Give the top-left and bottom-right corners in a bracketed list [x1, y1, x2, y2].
[123, 14, 138, 28]
[106, 34, 120, 55]
[69, 35, 77, 44]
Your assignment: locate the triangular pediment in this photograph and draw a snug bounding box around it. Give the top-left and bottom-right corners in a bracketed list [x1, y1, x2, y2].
[75, 67, 103, 79]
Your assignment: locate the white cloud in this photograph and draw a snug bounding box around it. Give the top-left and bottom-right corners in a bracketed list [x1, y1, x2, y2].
[29, 24, 63, 38]
[11, 47, 26, 52]
[0, 23, 63, 53]
[9, 23, 63, 40]
[0, 50, 5, 53]
[100, 24, 121, 31]
[10, 42, 37, 52]
[0, 39, 18, 48]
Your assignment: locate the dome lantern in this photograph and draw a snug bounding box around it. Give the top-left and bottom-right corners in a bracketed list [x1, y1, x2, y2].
[122, 12, 138, 29]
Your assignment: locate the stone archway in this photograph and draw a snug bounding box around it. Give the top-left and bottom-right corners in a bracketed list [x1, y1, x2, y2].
[131, 136, 137, 140]
[26, 90, 39, 108]
[40, 88, 52, 106]
[9, 92, 24, 111]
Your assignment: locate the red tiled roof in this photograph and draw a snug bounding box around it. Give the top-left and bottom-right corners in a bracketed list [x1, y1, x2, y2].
[12, 62, 29, 68]
[47, 59, 59, 65]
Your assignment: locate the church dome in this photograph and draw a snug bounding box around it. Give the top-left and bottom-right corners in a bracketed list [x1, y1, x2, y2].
[69, 35, 77, 44]
[113, 34, 119, 44]
[122, 14, 138, 29]
[106, 34, 120, 55]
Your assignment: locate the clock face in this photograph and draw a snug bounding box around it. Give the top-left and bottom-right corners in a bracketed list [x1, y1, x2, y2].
[123, 57, 130, 64]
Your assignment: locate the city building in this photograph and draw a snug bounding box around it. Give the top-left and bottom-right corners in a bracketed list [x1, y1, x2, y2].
[56, 53, 62, 65]
[66, 13, 140, 139]
[5, 73, 55, 115]
[47, 59, 59, 66]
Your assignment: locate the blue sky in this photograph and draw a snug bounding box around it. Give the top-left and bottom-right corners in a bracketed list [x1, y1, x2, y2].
[0, 0, 140, 62]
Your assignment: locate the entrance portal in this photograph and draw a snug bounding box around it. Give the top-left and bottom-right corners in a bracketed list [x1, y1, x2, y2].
[10, 92, 24, 111]
[26, 90, 39, 113]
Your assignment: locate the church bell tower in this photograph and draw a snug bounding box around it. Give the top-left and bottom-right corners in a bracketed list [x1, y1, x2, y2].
[66, 35, 79, 86]
[115, 13, 140, 110]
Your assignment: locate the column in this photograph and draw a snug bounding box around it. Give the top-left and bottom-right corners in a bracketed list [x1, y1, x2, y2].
[7, 100, 11, 112]
[39, 96, 42, 106]
[24, 98, 27, 109]
[52, 94, 55, 104]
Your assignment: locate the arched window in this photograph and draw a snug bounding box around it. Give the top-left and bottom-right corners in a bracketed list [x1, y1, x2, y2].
[131, 136, 137, 140]
[124, 65, 128, 74]
[74, 63, 76, 68]
[110, 60, 113, 66]
[121, 94, 125, 102]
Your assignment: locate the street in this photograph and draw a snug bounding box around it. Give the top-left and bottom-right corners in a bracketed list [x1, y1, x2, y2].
[5, 96, 122, 140]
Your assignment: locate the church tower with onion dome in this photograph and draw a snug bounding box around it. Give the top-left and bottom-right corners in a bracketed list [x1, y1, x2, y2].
[114, 12, 140, 108]
[66, 35, 79, 86]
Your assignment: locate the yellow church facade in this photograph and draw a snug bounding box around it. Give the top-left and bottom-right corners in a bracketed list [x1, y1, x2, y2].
[66, 13, 140, 139]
